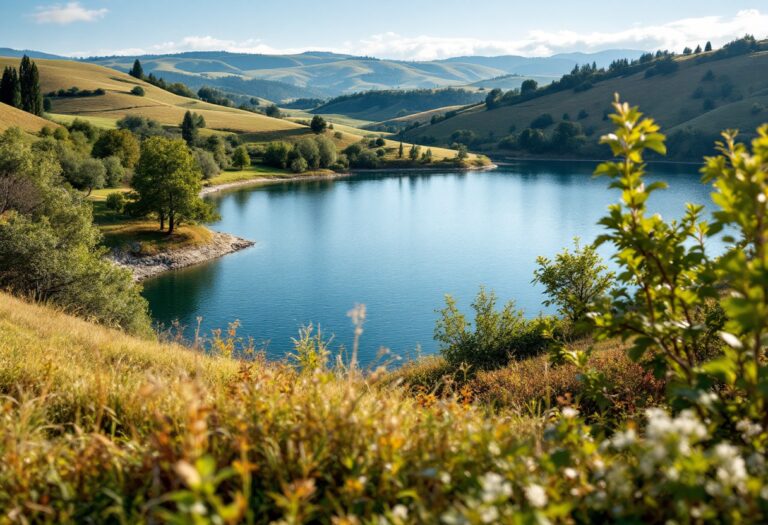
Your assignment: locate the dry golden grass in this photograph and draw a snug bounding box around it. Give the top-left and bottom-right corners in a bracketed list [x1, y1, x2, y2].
[0, 101, 60, 133]
[0, 57, 304, 134]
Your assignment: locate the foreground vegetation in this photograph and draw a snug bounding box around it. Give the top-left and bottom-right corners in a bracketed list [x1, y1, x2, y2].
[0, 95, 767, 523]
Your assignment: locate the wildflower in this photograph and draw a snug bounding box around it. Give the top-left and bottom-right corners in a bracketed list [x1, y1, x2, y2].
[610, 428, 636, 450]
[190, 502, 207, 515]
[488, 441, 500, 456]
[712, 443, 747, 488]
[561, 407, 579, 419]
[480, 472, 512, 502]
[524, 484, 548, 508]
[563, 467, 578, 480]
[391, 505, 408, 520]
[736, 419, 762, 439]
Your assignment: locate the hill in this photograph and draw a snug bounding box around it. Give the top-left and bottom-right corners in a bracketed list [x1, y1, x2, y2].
[467, 73, 559, 90]
[405, 46, 768, 159]
[82, 49, 645, 99]
[0, 101, 61, 133]
[310, 88, 485, 121]
[0, 56, 305, 135]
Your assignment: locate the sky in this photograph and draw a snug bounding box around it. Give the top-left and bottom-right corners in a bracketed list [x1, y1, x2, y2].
[1, 1, 767, 60]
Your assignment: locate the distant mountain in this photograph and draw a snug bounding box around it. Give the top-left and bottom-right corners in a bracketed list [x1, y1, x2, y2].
[82, 49, 646, 100]
[441, 49, 645, 76]
[0, 47, 64, 60]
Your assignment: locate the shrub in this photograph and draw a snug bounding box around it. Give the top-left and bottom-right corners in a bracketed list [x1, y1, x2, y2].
[130, 86, 145, 96]
[530, 113, 554, 129]
[350, 149, 379, 168]
[263, 141, 291, 169]
[497, 135, 517, 150]
[290, 156, 308, 173]
[533, 238, 613, 331]
[435, 287, 553, 370]
[577, 109, 589, 120]
[310, 115, 327, 134]
[105, 191, 126, 213]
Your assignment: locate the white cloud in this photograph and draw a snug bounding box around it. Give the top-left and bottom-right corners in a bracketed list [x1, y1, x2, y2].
[356, 9, 768, 59]
[32, 2, 108, 25]
[66, 9, 768, 59]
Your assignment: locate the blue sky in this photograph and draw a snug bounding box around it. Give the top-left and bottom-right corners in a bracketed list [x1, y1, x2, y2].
[1, 1, 766, 59]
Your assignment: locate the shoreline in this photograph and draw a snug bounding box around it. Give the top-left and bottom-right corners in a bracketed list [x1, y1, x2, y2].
[111, 231, 254, 282]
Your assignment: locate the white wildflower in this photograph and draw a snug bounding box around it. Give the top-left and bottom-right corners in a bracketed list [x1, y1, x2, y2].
[480, 472, 512, 502]
[563, 467, 578, 480]
[480, 506, 499, 523]
[713, 443, 747, 487]
[562, 407, 579, 419]
[392, 505, 408, 520]
[488, 441, 501, 456]
[736, 419, 762, 439]
[611, 428, 637, 450]
[190, 502, 207, 515]
[524, 484, 548, 508]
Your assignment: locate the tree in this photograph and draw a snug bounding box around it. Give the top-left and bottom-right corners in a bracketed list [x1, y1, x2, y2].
[73, 158, 106, 196]
[455, 144, 468, 161]
[398, 141, 404, 158]
[296, 138, 321, 169]
[310, 115, 327, 134]
[704, 41, 712, 52]
[485, 88, 503, 109]
[683, 46, 693, 55]
[518, 128, 547, 153]
[131, 86, 145, 96]
[263, 141, 291, 169]
[129, 59, 144, 79]
[520, 79, 538, 96]
[180, 110, 199, 146]
[19, 56, 42, 116]
[0, 66, 21, 108]
[408, 144, 420, 161]
[533, 238, 613, 330]
[315, 136, 337, 168]
[549, 121, 584, 153]
[265, 104, 281, 118]
[131, 137, 216, 233]
[193, 148, 220, 179]
[92, 129, 140, 168]
[0, 127, 150, 335]
[101, 156, 126, 187]
[232, 145, 250, 170]
[694, 44, 702, 54]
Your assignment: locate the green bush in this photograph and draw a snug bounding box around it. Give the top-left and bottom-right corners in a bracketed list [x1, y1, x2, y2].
[130, 86, 145, 96]
[105, 191, 126, 213]
[435, 287, 553, 370]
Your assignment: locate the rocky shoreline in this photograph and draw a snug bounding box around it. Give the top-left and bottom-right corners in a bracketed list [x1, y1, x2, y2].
[111, 231, 254, 281]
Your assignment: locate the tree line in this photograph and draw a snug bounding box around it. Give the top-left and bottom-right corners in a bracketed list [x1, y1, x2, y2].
[0, 55, 43, 116]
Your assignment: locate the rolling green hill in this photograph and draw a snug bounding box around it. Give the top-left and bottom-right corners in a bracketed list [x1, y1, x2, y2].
[83, 49, 645, 100]
[404, 45, 768, 159]
[310, 88, 485, 121]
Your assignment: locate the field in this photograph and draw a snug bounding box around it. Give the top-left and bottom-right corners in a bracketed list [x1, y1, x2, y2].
[0, 57, 305, 134]
[405, 50, 768, 146]
[0, 101, 61, 133]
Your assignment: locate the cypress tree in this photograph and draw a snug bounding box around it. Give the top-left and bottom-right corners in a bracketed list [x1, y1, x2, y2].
[180, 110, 198, 145]
[0, 67, 21, 108]
[19, 56, 42, 115]
[705, 41, 712, 52]
[129, 59, 144, 79]
[398, 141, 404, 158]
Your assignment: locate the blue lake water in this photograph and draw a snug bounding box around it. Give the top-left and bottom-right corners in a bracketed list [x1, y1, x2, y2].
[142, 161, 720, 364]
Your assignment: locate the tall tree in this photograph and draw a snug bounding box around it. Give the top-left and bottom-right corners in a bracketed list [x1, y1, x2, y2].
[18, 56, 42, 116]
[131, 137, 215, 234]
[231, 145, 250, 170]
[398, 141, 404, 159]
[129, 59, 144, 79]
[0, 67, 21, 108]
[180, 110, 199, 146]
[705, 41, 712, 52]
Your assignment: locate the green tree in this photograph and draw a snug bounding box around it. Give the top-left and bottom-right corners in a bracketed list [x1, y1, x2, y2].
[180, 110, 199, 146]
[398, 141, 404, 158]
[131, 137, 216, 233]
[533, 238, 613, 329]
[101, 156, 126, 187]
[131, 86, 145, 96]
[694, 44, 702, 54]
[455, 144, 468, 161]
[0, 127, 150, 335]
[193, 148, 221, 179]
[310, 115, 327, 134]
[265, 104, 281, 118]
[73, 158, 106, 196]
[704, 41, 712, 52]
[296, 138, 321, 169]
[315, 136, 337, 168]
[408, 144, 420, 161]
[129, 59, 144, 79]
[91, 129, 140, 168]
[231, 145, 250, 170]
[263, 141, 291, 169]
[18, 56, 42, 116]
[0, 66, 21, 108]
[520, 79, 538, 96]
[485, 88, 503, 109]
[549, 121, 585, 153]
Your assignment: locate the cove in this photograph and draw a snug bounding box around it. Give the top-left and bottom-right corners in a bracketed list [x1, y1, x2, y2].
[142, 161, 720, 365]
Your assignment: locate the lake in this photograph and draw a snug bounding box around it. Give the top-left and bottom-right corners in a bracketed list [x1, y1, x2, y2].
[142, 161, 719, 365]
